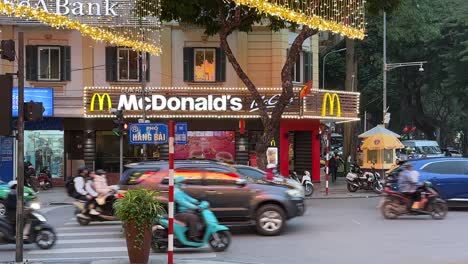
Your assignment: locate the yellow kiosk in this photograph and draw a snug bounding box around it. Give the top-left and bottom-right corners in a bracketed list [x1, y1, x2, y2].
[359, 125, 403, 170]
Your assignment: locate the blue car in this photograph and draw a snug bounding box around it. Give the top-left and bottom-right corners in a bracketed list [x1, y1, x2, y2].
[403, 158, 468, 207]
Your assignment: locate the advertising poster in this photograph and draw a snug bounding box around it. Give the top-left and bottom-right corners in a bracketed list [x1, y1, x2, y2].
[0, 136, 14, 182]
[12, 87, 54, 117]
[174, 131, 235, 163]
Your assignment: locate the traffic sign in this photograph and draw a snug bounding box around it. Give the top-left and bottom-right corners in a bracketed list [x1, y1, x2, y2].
[129, 123, 168, 145]
[175, 122, 188, 145]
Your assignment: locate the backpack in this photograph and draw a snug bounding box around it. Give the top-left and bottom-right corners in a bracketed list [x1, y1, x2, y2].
[66, 175, 81, 197]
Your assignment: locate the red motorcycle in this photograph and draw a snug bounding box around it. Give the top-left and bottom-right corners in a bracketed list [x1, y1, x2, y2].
[379, 182, 448, 220]
[37, 167, 53, 190]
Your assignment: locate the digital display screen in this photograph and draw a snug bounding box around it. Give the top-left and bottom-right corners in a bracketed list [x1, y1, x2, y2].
[12, 87, 54, 117]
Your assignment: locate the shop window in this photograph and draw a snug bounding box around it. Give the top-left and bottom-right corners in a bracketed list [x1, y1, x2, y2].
[367, 150, 378, 164]
[384, 149, 393, 164]
[288, 49, 313, 84]
[105, 46, 150, 82]
[24, 130, 64, 178]
[26, 45, 71, 82]
[183, 47, 226, 82]
[174, 131, 235, 163]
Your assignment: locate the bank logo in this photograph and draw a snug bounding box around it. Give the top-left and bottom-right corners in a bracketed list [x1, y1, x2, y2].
[90, 93, 112, 111]
[321, 92, 341, 117]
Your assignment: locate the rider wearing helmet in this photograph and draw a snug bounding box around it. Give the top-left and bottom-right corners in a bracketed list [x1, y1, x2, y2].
[5, 181, 31, 239]
[174, 176, 201, 242]
[398, 163, 423, 209]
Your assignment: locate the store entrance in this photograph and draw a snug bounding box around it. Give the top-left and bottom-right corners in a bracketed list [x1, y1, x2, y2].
[290, 132, 313, 175]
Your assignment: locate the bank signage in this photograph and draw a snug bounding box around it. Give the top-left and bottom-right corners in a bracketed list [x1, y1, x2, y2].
[1, 0, 121, 16]
[83, 87, 359, 121]
[128, 123, 168, 145]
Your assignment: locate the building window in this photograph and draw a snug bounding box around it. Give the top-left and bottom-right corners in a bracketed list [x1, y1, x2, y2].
[24, 130, 64, 178]
[288, 50, 313, 84]
[194, 48, 216, 82]
[38, 47, 60, 81]
[118, 48, 140, 81]
[183, 47, 226, 83]
[105, 46, 150, 82]
[26, 45, 71, 82]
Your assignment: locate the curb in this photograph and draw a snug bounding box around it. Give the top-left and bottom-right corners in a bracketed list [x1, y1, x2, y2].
[48, 202, 73, 206]
[307, 195, 380, 199]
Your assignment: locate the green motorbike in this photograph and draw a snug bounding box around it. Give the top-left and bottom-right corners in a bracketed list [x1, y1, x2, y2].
[0, 181, 37, 216]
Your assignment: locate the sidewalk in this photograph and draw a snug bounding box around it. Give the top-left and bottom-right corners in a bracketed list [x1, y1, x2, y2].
[90, 259, 252, 264]
[308, 173, 380, 199]
[36, 187, 75, 207]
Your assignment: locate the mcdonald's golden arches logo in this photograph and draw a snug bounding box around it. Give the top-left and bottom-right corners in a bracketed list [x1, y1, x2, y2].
[270, 139, 276, 147]
[90, 93, 112, 111]
[321, 92, 341, 117]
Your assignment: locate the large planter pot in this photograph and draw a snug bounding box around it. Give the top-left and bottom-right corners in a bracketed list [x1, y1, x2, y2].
[125, 221, 152, 264]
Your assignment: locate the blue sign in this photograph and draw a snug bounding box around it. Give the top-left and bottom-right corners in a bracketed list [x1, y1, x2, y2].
[0, 136, 14, 183]
[175, 122, 188, 145]
[129, 123, 168, 145]
[12, 87, 54, 117]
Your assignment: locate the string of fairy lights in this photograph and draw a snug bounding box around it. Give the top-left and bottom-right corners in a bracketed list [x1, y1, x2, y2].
[228, 0, 366, 39]
[0, 0, 162, 55]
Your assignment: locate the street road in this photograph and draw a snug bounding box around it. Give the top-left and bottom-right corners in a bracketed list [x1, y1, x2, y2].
[0, 198, 467, 264]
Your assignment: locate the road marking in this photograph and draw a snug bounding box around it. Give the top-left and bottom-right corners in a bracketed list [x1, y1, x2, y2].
[58, 231, 120, 237]
[58, 238, 125, 244]
[26, 253, 217, 261]
[351, 219, 361, 225]
[57, 225, 122, 231]
[28, 246, 128, 254]
[39, 205, 70, 214]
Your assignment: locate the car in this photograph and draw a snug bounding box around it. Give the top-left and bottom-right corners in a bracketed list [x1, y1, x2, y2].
[387, 158, 468, 207]
[442, 148, 463, 158]
[232, 164, 303, 188]
[119, 160, 306, 236]
[399, 140, 445, 160]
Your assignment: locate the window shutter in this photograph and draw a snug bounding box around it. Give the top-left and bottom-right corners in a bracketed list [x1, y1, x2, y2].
[25, 45, 38, 81]
[183, 47, 194, 82]
[60, 46, 71, 81]
[105, 46, 117, 82]
[303, 51, 313, 83]
[215, 48, 226, 82]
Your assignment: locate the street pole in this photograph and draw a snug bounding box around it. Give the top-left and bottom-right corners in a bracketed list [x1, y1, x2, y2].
[168, 120, 175, 264]
[15, 31, 25, 263]
[325, 123, 331, 196]
[322, 48, 346, 89]
[383, 11, 387, 126]
[119, 133, 123, 176]
[141, 52, 147, 160]
[364, 111, 367, 132]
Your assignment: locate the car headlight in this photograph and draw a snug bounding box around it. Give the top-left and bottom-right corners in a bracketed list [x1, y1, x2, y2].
[286, 189, 304, 198]
[30, 202, 41, 210]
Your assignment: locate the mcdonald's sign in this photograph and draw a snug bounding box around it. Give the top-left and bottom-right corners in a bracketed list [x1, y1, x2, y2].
[90, 93, 112, 111]
[321, 92, 341, 117]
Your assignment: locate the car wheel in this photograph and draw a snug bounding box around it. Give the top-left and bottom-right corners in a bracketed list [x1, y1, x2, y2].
[0, 202, 6, 217]
[256, 204, 286, 236]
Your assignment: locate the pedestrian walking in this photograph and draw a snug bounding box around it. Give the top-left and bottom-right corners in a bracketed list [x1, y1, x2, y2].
[329, 153, 342, 183]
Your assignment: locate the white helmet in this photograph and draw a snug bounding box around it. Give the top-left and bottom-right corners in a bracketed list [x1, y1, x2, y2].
[8, 180, 17, 188]
[266, 164, 276, 169]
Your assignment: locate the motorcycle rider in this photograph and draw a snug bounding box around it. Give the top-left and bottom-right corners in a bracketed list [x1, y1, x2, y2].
[92, 170, 117, 214]
[24, 161, 35, 188]
[398, 163, 425, 209]
[70, 166, 99, 218]
[4, 181, 31, 239]
[174, 177, 202, 242]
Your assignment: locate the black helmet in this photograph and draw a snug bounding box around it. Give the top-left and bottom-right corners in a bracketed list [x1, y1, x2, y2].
[78, 166, 89, 174]
[95, 169, 106, 175]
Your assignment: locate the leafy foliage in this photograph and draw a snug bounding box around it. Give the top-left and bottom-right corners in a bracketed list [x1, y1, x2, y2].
[114, 188, 164, 249]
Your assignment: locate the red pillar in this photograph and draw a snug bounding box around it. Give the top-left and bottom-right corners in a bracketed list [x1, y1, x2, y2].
[311, 125, 321, 182]
[279, 125, 289, 176]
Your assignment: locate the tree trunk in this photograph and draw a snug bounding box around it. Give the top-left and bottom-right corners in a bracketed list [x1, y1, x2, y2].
[343, 38, 357, 161]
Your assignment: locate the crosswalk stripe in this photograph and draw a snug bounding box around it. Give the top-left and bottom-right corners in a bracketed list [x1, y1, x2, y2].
[58, 238, 125, 244]
[58, 231, 121, 237]
[28, 246, 128, 254]
[57, 225, 123, 231]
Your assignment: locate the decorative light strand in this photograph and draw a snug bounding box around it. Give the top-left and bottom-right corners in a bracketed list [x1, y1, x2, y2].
[229, 0, 366, 40]
[0, 1, 162, 55]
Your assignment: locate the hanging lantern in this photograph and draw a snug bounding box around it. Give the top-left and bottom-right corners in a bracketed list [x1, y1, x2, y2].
[239, 119, 246, 135]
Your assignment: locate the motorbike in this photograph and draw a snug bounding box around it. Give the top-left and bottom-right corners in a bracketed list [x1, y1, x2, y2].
[0, 201, 57, 249]
[0, 182, 37, 217]
[152, 201, 231, 253]
[37, 167, 53, 190]
[345, 163, 384, 194]
[75, 188, 122, 226]
[379, 182, 448, 220]
[290, 171, 314, 197]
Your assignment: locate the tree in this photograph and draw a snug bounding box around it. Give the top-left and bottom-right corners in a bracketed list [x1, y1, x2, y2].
[161, 0, 399, 168]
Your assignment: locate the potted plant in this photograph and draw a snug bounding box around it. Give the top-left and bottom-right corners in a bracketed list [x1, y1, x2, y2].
[114, 188, 163, 264]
